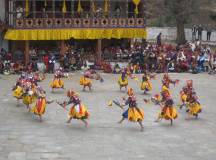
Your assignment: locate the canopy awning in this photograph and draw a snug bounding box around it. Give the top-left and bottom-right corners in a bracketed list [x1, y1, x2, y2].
[4, 28, 147, 40]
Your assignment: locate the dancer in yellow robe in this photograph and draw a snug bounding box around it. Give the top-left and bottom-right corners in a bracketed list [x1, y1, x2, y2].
[80, 69, 103, 91]
[154, 90, 178, 125]
[186, 91, 202, 119]
[118, 69, 129, 91]
[22, 83, 37, 110]
[179, 80, 194, 110]
[59, 90, 90, 127]
[79, 76, 92, 91]
[31, 91, 53, 122]
[117, 88, 144, 131]
[50, 74, 64, 92]
[12, 82, 24, 105]
[140, 72, 155, 94]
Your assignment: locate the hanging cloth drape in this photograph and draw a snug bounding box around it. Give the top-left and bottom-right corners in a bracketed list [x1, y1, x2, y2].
[5, 28, 147, 40]
[132, 0, 141, 15]
[25, 0, 29, 17]
[62, 0, 67, 13]
[77, 0, 83, 13]
[104, 0, 109, 16]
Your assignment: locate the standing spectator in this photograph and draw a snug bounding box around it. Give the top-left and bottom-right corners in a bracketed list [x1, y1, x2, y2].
[48, 55, 56, 73]
[197, 24, 203, 41]
[43, 54, 49, 72]
[157, 33, 162, 46]
[206, 24, 212, 41]
[192, 25, 197, 41]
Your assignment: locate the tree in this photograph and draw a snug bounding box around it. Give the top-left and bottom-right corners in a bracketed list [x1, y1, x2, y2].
[164, 0, 199, 44]
[145, 0, 205, 44]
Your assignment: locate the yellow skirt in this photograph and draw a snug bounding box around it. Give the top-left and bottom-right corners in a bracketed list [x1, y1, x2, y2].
[13, 86, 23, 99]
[69, 104, 89, 119]
[79, 76, 92, 86]
[118, 76, 128, 87]
[162, 85, 171, 96]
[23, 95, 36, 105]
[31, 99, 46, 116]
[188, 102, 202, 115]
[141, 81, 152, 91]
[159, 106, 178, 120]
[123, 107, 144, 122]
[180, 94, 187, 103]
[50, 79, 64, 88]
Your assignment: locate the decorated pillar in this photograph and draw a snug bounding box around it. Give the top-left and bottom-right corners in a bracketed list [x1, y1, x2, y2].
[25, 40, 30, 66]
[96, 39, 102, 61]
[62, 0, 67, 18]
[33, 0, 36, 18]
[71, 0, 74, 17]
[126, 0, 128, 17]
[25, 0, 29, 17]
[132, 0, 141, 18]
[52, 0, 55, 18]
[60, 40, 66, 55]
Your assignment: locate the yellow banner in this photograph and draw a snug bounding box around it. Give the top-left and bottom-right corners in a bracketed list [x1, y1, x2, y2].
[132, 0, 141, 15]
[5, 28, 147, 40]
[104, 0, 109, 16]
[62, 0, 67, 13]
[91, 0, 96, 13]
[77, 0, 83, 13]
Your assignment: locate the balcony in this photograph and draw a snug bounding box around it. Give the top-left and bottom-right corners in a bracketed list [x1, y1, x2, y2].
[14, 18, 145, 29]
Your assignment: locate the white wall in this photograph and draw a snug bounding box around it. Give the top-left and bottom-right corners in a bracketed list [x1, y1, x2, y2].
[146, 27, 216, 42]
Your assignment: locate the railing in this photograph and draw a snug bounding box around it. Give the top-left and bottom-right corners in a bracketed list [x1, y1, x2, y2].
[13, 18, 145, 29]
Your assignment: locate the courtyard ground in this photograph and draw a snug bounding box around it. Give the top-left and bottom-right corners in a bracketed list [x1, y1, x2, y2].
[0, 73, 216, 160]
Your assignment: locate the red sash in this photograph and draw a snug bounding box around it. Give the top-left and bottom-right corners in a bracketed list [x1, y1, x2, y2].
[37, 99, 43, 113]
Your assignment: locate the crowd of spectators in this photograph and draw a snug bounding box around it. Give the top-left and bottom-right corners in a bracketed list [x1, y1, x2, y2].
[125, 41, 216, 74]
[0, 39, 216, 75]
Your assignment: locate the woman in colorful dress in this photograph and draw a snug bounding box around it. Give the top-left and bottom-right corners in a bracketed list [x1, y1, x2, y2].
[118, 88, 144, 131]
[58, 90, 90, 127]
[154, 90, 178, 125]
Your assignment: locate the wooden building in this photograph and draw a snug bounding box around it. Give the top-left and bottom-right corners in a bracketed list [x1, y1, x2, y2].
[4, 0, 146, 65]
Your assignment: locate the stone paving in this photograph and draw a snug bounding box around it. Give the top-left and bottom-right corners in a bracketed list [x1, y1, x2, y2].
[0, 73, 216, 160]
